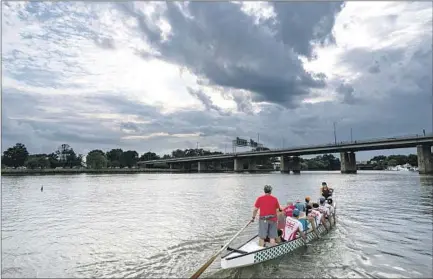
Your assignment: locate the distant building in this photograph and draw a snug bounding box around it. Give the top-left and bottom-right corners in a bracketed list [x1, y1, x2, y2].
[272, 161, 280, 170]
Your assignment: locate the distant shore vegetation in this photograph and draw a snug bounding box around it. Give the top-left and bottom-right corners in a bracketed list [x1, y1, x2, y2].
[1, 142, 418, 171]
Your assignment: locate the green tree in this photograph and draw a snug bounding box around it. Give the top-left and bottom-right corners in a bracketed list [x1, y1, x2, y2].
[75, 154, 84, 168]
[171, 149, 185, 158]
[388, 159, 398, 167]
[387, 155, 407, 166]
[302, 154, 340, 170]
[121, 150, 139, 168]
[106, 149, 123, 168]
[86, 150, 108, 169]
[47, 152, 60, 168]
[321, 154, 340, 170]
[55, 144, 82, 168]
[140, 152, 160, 161]
[407, 154, 418, 167]
[370, 155, 387, 163]
[25, 155, 50, 169]
[300, 161, 308, 170]
[25, 157, 40, 169]
[2, 143, 29, 168]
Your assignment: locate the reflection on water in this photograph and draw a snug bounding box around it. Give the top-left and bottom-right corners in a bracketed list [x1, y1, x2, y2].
[2, 171, 432, 278]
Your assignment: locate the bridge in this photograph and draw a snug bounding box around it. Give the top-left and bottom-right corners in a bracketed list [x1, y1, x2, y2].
[138, 134, 433, 174]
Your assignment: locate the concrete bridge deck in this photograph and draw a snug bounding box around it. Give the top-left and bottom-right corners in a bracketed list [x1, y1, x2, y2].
[138, 134, 433, 174]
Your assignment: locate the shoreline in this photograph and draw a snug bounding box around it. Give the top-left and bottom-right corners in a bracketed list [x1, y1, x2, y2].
[0, 168, 397, 176]
[1, 168, 277, 176]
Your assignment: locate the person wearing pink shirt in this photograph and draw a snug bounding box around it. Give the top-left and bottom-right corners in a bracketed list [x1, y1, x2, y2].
[282, 201, 295, 217]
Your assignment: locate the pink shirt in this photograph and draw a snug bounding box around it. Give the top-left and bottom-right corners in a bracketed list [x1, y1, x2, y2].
[283, 217, 303, 241]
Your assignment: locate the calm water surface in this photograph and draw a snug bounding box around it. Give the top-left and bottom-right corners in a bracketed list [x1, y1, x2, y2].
[2, 171, 432, 278]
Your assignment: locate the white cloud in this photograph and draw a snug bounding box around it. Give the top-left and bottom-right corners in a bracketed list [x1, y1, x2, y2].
[122, 132, 201, 140]
[303, 1, 432, 102]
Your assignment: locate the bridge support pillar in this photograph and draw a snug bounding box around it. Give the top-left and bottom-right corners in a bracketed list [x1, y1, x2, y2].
[198, 161, 207, 173]
[181, 162, 192, 171]
[248, 159, 257, 172]
[417, 145, 433, 174]
[213, 161, 223, 171]
[340, 152, 357, 174]
[280, 156, 290, 173]
[291, 156, 301, 174]
[234, 158, 243, 172]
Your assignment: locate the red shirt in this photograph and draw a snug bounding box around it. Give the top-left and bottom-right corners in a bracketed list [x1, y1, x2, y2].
[254, 195, 280, 222]
[283, 205, 295, 217]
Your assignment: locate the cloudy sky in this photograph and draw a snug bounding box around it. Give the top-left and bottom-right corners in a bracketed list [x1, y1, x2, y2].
[2, 1, 432, 160]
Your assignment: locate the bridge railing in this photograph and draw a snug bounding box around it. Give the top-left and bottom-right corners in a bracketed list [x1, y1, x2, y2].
[230, 133, 433, 155]
[141, 133, 433, 162]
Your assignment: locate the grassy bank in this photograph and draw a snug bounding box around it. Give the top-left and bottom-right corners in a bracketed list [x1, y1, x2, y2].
[1, 168, 277, 176]
[1, 166, 283, 176]
[1, 168, 185, 176]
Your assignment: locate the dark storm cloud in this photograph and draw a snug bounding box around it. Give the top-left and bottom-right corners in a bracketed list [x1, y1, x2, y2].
[335, 83, 361, 105]
[186, 87, 224, 113]
[368, 63, 381, 74]
[116, 2, 343, 109]
[271, 2, 344, 57]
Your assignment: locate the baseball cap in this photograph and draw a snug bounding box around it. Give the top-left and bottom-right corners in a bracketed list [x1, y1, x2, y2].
[292, 208, 300, 217]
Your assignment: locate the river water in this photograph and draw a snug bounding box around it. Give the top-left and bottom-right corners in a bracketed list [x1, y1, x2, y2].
[2, 171, 432, 278]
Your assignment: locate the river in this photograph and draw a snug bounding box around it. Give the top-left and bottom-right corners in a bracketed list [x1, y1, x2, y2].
[2, 171, 432, 278]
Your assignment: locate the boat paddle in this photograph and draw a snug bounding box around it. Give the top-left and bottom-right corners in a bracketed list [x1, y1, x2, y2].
[189, 220, 253, 279]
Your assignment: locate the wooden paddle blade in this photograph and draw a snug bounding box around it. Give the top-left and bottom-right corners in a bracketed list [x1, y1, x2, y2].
[190, 254, 218, 279]
[189, 220, 252, 279]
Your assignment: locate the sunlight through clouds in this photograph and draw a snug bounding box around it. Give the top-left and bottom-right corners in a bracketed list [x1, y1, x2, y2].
[2, 1, 432, 159]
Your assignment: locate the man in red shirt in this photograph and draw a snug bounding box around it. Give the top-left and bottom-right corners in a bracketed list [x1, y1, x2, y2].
[252, 185, 281, 247]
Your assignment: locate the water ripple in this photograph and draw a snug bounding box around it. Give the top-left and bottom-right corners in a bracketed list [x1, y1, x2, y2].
[2, 172, 432, 278]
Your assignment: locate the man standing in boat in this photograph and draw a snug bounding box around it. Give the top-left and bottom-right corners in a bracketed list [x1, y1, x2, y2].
[252, 185, 281, 247]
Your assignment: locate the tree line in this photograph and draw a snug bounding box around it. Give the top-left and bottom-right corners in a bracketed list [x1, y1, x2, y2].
[300, 154, 341, 170]
[367, 154, 418, 169]
[1, 143, 226, 170]
[299, 154, 418, 170]
[1, 142, 418, 170]
[2, 143, 83, 169]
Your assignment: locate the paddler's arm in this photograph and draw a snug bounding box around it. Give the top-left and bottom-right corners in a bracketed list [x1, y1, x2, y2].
[252, 207, 259, 222]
